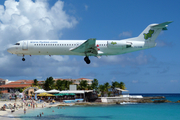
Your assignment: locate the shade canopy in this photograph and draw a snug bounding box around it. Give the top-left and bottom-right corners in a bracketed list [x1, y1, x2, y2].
[34, 89, 47, 94]
[37, 92, 55, 96]
[60, 90, 85, 94]
[47, 89, 61, 93]
[115, 88, 128, 92]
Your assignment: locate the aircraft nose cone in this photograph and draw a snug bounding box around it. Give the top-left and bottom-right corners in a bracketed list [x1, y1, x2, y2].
[7, 47, 13, 53]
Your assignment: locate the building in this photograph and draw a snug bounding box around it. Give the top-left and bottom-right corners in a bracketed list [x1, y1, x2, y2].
[0, 80, 34, 93]
[53, 78, 93, 85]
[0, 78, 92, 94]
[0, 78, 11, 86]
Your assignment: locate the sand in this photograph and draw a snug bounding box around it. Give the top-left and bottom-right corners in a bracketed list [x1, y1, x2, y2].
[0, 99, 62, 120]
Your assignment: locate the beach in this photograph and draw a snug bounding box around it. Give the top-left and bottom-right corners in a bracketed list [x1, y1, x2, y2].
[0, 99, 62, 120]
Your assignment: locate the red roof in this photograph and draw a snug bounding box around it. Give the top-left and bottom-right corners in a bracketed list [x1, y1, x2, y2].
[0, 80, 33, 88]
[0, 84, 32, 88]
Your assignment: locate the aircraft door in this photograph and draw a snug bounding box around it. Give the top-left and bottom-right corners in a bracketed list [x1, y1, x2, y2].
[22, 41, 28, 50]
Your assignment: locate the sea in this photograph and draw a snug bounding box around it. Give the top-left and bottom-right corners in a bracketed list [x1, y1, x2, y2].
[15, 94, 180, 120]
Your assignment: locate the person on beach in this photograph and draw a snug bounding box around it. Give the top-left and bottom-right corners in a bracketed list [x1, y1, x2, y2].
[33, 103, 35, 109]
[31, 102, 32, 108]
[3, 105, 6, 111]
[14, 103, 16, 109]
[9, 96, 12, 101]
[15, 95, 17, 102]
[44, 102, 46, 107]
[24, 108, 26, 114]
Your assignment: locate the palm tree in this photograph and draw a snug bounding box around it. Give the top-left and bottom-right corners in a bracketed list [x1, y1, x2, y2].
[33, 79, 38, 86]
[91, 79, 99, 91]
[79, 80, 88, 90]
[111, 81, 119, 89]
[119, 82, 126, 90]
[64, 80, 73, 90]
[104, 82, 110, 93]
[56, 80, 63, 90]
[44, 77, 55, 90]
[111, 81, 119, 96]
[99, 85, 105, 97]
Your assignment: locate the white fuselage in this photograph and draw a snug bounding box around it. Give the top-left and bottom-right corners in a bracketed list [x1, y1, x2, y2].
[7, 21, 172, 64]
[7, 39, 154, 57]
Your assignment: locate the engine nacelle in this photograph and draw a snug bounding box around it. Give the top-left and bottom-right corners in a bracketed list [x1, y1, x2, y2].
[131, 41, 145, 48]
[107, 41, 131, 49]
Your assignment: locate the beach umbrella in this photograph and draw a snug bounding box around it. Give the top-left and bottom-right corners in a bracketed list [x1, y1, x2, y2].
[54, 93, 63, 96]
[37, 92, 55, 96]
[62, 93, 69, 96]
[34, 89, 47, 94]
[45, 93, 55, 96]
[69, 93, 75, 95]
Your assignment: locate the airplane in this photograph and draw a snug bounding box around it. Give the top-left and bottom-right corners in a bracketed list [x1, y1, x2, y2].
[7, 21, 172, 64]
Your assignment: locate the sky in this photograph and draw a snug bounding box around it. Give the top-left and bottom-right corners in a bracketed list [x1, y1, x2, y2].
[0, 0, 180, 93]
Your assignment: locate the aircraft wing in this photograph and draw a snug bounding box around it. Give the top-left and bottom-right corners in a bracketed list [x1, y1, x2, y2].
[70, 38, 98, 56]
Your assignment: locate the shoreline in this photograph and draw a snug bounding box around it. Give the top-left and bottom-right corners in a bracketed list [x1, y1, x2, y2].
[0, 100, 62, 120]
[1, 96, 180, 120]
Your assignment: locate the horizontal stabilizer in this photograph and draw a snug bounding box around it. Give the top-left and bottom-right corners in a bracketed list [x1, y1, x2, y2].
[152, 21, 173, 29]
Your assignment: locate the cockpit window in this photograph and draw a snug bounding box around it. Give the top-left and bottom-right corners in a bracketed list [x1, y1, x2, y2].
[15, 43, 20, 45]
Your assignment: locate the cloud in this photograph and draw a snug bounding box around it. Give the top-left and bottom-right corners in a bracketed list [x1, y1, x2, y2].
[157, 67, 169, 74]
[84, 5, 88, 11]
[119, 31, 132, 38]
[170, 80, 178, 83]
[46, 55, 69, 62]
[0, 0, 78, 79]
[132, 80, 138, 83]
[0, 0, 78, 45]
[100, 52, 154, 67]
[156, 40, 173, 47]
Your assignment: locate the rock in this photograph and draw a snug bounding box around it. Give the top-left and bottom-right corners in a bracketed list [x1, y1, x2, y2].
[137, 99, 153, 103]
[153, 99, 172, 103]
[175, 100, 180, 103]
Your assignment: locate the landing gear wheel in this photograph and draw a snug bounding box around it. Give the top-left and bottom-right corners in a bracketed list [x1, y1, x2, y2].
[22, 58, 25, 61]
[84, 56, 90, 64]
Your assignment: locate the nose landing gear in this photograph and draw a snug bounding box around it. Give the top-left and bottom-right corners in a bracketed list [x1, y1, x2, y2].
[84, 56, 90, 64]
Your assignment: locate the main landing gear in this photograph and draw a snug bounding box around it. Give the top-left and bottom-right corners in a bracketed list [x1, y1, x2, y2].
[84, 56, 90, 64]
[22, 58, 25, 61]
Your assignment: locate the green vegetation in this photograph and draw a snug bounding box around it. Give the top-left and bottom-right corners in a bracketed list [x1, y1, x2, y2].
[32, 79, 38, 86]
[44, 76, 55, 90]
[31, 77, 126, 97]
[56, 80, 73, 90]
